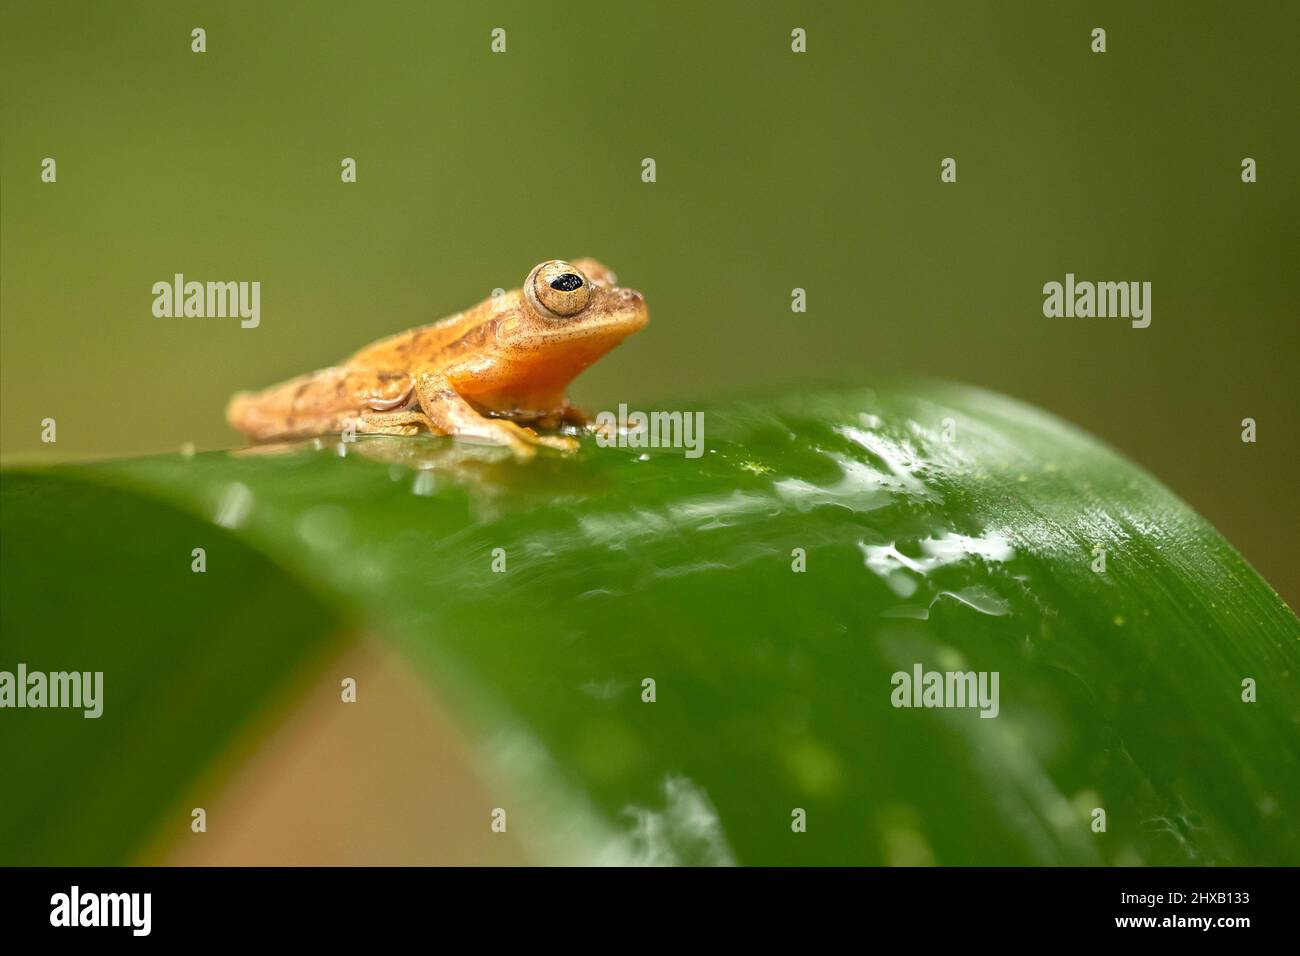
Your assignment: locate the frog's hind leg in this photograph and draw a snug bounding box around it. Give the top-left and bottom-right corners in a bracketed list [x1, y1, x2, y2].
[353, 410, 438, 437]
[364, 378, 414, 411]
[228, 367, 415, 441]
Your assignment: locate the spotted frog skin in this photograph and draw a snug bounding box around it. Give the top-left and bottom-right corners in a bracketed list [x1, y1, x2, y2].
[226, 259, 648, 458]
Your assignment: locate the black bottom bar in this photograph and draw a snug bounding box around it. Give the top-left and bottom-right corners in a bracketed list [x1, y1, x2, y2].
[0, 866, 1283, 942]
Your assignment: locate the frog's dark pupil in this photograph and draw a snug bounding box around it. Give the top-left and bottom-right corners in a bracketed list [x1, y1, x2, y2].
[550, 273, 584, 293]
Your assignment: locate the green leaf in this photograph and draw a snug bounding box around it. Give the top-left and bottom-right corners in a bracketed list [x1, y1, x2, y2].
[3, 383, 1297, 865]
[0, 473, 344, 864]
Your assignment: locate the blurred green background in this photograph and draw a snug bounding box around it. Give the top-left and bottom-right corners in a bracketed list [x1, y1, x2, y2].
[1, 0, 1296, 602]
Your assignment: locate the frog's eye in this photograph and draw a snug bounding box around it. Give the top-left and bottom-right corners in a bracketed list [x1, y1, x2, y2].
[525, 260, 592, 319]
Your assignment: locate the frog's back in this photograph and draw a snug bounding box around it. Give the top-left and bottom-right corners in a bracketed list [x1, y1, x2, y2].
[345, 308, 480, 368]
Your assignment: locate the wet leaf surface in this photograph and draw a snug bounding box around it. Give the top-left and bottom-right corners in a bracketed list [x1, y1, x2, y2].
[3, 383, 1297, 864]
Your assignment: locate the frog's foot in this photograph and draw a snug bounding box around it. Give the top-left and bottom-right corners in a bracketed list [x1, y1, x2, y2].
[352, 409, 574, 457]
[354, 410, 435, 437]
[552, 403, 616, 440]
[462, 420, 578, 458]
[558, 400, 593, 427]
[414, 371, 580, 459]
[528, 400, 591, 431]
[532, 431, 580, 453]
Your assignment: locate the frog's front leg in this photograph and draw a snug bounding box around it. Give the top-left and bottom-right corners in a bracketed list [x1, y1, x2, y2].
[530, 399, 593, 431]
[540, 401, 616, 441]
[413, 370, 578, 457]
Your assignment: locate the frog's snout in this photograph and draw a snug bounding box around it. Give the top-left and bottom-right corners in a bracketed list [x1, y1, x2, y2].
[615, 286, 649, 330]
[608, 283, 650, 340]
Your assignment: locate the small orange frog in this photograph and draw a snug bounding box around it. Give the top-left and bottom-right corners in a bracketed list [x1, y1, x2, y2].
[227, 259, 648, 457]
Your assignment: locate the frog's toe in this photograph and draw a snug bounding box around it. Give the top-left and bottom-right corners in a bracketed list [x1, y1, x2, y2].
[483, 421, 541, 459]
[503, 436, 540, 460]
[535, 434, 580, 453]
